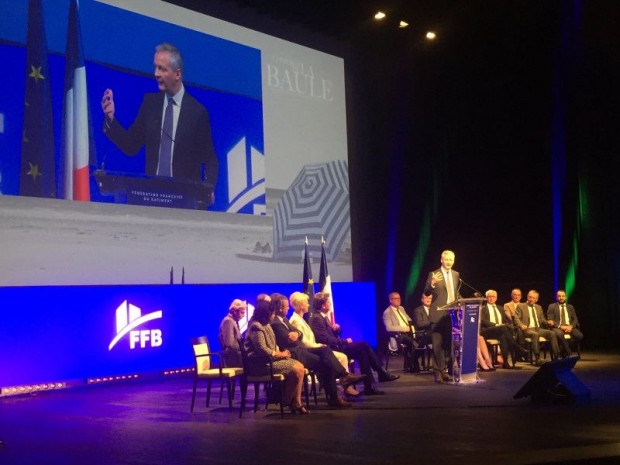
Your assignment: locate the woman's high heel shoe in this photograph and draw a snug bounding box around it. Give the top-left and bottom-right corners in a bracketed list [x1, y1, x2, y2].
[290, 403, 309, 414]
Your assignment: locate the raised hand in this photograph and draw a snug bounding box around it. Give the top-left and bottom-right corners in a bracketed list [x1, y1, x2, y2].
[101, 88, 115, 122]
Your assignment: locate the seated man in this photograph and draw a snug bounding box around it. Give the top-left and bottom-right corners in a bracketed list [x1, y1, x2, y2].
[382, 291, 419, 372]
[411, 294, 434, 370]
[480, 289, 528, 368]
[412, 294, 433, 346]
[217, 299, 246, 367]
[289, 291, 361, 397]
[514, 290, 560, 365]
[311, 292, 399, 396]
[503, 288, 528, 353]
[546, 289, 584, 357]
[269, 293, 364, 408]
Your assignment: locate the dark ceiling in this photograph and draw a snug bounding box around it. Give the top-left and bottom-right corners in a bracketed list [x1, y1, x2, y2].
[165, 0, 493, 50]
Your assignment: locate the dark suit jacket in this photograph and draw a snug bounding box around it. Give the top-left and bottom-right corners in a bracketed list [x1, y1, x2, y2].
[423, 268, 460, 324]
[310, 313, 344, 350]
[270, 316, 303, 351]
[105, 91, 218, 185]
[480, 304, 508, 328]
[547, 303, 580, 328]
[412, 305, 431, 331]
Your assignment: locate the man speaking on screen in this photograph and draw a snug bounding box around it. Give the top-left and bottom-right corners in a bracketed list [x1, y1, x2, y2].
[101, 42, 218, 199]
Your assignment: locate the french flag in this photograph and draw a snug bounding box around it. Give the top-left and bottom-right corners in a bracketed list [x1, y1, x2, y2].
[319, 237, 336, 325]
[63, 0, 90, 201]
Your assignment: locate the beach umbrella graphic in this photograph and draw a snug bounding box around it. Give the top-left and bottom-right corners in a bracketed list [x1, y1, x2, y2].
[272, 160, 350, 261]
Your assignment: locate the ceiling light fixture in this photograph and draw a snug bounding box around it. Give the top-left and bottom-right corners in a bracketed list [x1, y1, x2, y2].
[399, 21, 409, 29]
[426, 31, 437, 40]
[374, 11, 386, 20]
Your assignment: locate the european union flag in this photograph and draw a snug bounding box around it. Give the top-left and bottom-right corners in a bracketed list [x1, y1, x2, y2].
[19, 0, 56, 198]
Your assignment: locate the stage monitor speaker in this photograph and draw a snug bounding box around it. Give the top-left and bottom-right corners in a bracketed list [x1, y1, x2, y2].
[513, 356, 590, 403]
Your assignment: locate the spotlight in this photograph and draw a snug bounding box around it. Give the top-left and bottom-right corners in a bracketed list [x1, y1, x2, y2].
[426, 31, 437, 40]
[399, 21, 409, 29]
[1, 381, 67, 397]
[374, 11, 386, 20]
[163, 368, 194, 376]
[86, 374, 139, 384]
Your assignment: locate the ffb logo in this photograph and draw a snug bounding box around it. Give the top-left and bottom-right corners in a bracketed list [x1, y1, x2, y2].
[108, 300, 163, 351]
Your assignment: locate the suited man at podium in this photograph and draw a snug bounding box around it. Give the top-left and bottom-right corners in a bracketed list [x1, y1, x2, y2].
[423, 250, 460, 383]
[101, 43, 219, 197]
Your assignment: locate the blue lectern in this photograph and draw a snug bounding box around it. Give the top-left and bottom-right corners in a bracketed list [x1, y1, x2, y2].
[439, 297, 486, 384]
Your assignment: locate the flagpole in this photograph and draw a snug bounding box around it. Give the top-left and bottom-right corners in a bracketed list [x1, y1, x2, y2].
[302, 237, 315, 319]
[319, 236, 335, 325]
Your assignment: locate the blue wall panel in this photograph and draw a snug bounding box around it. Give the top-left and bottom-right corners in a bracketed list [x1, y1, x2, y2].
[0, 282, 376, 387]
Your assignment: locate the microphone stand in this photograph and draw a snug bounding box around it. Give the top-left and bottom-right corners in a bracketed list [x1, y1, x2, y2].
[459, 278, 483, 298]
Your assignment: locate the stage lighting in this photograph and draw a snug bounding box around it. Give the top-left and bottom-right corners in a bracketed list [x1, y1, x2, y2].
[374, 11, 386, 20]
[86, 374, 139, 384]
[426, 31, 437, 40]
[399, 21, 409, 29]
[163, 368, 194, 376]
[0, 381, 67, 397]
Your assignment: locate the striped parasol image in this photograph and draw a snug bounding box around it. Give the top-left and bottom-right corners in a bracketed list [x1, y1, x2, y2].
[272, 160, 350, 261]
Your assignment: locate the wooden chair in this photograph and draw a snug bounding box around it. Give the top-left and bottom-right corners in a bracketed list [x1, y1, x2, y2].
[524, 335, 550, 364]
[190, 336, 243, 412]
[384, 336, 408, 371]
[484, 338, 503, 366]
[385, 333, 432, 372]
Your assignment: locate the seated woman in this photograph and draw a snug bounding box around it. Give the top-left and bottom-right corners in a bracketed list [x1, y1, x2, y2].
[477, 335, 496, 372]
[244, 299, 308, 414]
[218, 299, 246, 367]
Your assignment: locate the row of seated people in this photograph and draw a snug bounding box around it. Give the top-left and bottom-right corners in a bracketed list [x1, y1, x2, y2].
[218, 292, 399, 414]
[499, 287, 583, 365]
[384, 291, 502, 373]
[383, 287, 584, 373]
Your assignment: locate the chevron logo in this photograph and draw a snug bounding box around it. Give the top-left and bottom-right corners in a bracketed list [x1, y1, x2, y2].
[108, 300, 163, 351]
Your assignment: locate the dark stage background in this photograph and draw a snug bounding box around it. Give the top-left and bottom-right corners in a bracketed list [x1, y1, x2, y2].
[171, 0, 620, 349]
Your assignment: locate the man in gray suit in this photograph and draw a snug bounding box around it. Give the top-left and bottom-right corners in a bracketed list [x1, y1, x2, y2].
[423, 250, 460, 383]
[514, 290, 560, 365]
[383, 292, 418, 372]
[546, 289, 583, 357]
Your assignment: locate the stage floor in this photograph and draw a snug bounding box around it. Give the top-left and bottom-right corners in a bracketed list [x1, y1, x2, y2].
[1, 351, 619, 465]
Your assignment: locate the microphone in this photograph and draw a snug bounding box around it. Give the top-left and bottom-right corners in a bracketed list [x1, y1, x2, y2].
[459, 278, 483, 298]
[160, 126, 175, 144]
[153, 115, 176, 144]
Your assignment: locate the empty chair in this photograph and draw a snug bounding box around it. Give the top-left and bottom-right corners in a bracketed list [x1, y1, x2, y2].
[190, 336, 243, 412]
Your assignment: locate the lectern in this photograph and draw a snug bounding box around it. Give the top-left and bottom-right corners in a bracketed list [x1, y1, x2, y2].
[94, 170, 214, 210]
[438, 297, 486, 384]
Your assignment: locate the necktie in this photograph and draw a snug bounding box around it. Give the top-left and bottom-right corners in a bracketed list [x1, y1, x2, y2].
[446, 271, 455, 303]
[395, 308, 411, 333]
[158, 97, 174, 177]
[562, 304, 569, 326]
[395, 307, 409, 326]
[529, 305, 539, 328]
[493, 305, 501, 324]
